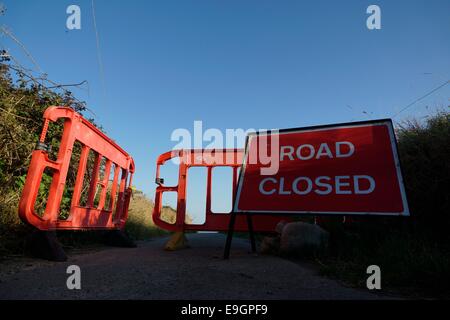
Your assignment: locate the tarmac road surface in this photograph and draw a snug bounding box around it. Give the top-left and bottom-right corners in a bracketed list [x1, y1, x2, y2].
[0, 233, 390, 299]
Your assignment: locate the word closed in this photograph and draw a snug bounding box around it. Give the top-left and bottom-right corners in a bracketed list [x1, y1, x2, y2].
[234, 120, 409, 216]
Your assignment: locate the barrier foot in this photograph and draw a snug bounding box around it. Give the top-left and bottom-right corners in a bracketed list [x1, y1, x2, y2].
[164, 231, 189, 251]
[24, 230, 67, 262]
[102, 230, 137, 248]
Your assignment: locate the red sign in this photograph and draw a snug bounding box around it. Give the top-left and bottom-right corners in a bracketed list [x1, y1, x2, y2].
[234, 120, 409, 216]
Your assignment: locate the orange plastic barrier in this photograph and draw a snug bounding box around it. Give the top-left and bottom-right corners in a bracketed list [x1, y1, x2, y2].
[153, 149, 286, 232]
[18, 107, 135, 230]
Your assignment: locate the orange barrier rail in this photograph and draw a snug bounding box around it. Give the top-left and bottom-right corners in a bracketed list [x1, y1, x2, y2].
[19, 107, 134, 230]
[153, 149, 285, 232]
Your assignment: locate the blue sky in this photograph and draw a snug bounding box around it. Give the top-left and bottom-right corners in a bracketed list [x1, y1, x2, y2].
[1, 1, 449, 222]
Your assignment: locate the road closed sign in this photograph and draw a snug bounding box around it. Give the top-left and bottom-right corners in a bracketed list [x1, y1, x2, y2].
[234, 119, 409, 216]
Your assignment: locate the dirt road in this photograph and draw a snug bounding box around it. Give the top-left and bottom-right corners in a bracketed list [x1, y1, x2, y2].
[0, 233, 388, 299]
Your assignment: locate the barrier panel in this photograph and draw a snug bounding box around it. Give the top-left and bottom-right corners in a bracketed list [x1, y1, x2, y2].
[18, 106, 135, 231]
[153, 149, 286, 232]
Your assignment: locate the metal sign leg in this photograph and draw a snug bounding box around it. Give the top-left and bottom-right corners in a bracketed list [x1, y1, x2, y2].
[247, 214, 256, 253]
[223, 211, 237, 259]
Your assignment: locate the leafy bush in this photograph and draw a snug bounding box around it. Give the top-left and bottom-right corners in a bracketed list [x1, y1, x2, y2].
[396, 111, 450, 229]
[0, 58, 89, 222]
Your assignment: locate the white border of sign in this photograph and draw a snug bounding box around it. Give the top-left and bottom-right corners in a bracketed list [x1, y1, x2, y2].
[233, 119, 410, 216]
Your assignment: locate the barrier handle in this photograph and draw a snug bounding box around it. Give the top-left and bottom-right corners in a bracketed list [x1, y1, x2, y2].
[152, 150, 187, 231]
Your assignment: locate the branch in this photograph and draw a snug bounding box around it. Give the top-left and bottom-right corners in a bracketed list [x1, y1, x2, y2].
[0, 26, 42, 73]
[47, 80, 88, 89]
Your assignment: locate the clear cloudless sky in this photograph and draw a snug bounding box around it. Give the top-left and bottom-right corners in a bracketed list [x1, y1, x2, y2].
[1, 0, 449, 222]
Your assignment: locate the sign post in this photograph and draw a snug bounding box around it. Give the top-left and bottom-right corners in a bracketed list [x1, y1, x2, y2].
[224, 119, 409, 258]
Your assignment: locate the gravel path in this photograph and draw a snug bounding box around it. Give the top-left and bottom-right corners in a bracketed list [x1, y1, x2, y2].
[0, 233, 389, 299]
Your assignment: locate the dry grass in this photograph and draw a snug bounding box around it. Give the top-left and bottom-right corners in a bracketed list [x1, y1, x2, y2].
[125, 189, 192, 239]
[125, 190, 170, 239]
